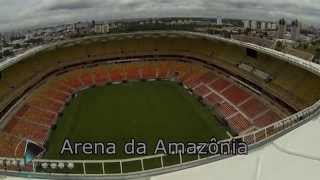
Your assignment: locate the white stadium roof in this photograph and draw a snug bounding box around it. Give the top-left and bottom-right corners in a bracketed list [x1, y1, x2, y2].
[152, 113, 320, 180]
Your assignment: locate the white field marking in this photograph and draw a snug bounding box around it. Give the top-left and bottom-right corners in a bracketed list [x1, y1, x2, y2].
[237, 95, 254, 107]
[205, 84, 250, 120]
[252, 109, 271, 121]
[219, 83, 234, 93]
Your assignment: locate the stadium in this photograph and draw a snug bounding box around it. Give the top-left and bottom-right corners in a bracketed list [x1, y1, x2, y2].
[0, 31, 320, 179]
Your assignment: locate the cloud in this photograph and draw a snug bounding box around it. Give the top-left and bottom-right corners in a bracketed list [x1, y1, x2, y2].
[0, 0, 319, 32]
[45, 1, 99, 11]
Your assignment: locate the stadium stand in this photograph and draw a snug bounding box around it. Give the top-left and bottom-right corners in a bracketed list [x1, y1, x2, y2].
[196, 72, 218, 84]
[142, 62, 157, 79]
[28, 97, 63, 114]
[156, 61, 172, 79]
[203, 92, 224, 106]
[221, 85, 252, 105]
[125, 62, 142, 80]
[78, 69, 95, 87]
[46, 79, 75, 95]
[1, 61, 40, 88]
[4, 118, 48, 145]
[35, 86, 70, 103]
[16, 106, 57, 127]
[193, 85, 211, 97]
[92, 65, 111, 86]
[0, 34, 319, 114]
[239, 98, 269, 119]
[1, 32, 317, 161]
[183, 65, 207, 85]
[185, 72, 216, 89]
[58, 72, 83, 90]
[253, 111, 281, 128]
[174, 61, 192, 81]
[0, 60, 287, 147]
[216, 102, 238, 119]
[208, 78, 232, 92]
[109, 64, 125, 82]
[226, 114, 252, 134]
[0, 133, 22, 157]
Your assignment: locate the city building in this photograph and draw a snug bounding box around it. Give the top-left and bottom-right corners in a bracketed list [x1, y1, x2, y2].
[267, 22, 272, 30]
[271, 23, 277, 30]
[261, 22, 266, 31]
[25, 32, 33, 41]
[291, 19, 301, 41]
[66, 24, 76, 33]
[74, 22, 91, 34]
[217, 16, 223, 25]
[94, 23, 110, 34]
[243, 20, 250, 29]
[251, 20, 257, 30]
[277, 18, 287, 38]
[177, 19, 184, 24]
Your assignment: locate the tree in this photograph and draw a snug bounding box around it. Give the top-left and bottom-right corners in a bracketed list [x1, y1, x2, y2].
[274, 41, 285, 51]
[244, 28, 250, 35]
[2, 49, 14, 57]
[313, 47, 320, 62]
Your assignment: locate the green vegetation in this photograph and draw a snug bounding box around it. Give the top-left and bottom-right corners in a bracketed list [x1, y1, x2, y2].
[42, 81, 228, 174]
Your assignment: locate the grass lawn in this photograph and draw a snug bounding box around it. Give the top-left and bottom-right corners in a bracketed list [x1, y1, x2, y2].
[42, 80, 229, 174]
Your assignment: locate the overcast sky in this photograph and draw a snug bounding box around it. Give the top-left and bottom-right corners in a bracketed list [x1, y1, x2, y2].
[0, 0, 319, 32]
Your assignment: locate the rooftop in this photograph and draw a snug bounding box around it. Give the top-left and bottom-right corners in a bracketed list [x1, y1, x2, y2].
[152, 113, 320, 180]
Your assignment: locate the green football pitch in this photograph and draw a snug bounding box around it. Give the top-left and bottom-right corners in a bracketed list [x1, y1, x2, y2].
[42, 80, 229, 174]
